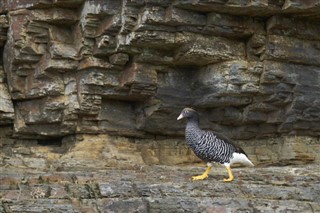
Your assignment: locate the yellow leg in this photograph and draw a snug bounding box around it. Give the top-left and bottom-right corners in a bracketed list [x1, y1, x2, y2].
[223, 165, 234, 182]
[192, 165, 212, 181]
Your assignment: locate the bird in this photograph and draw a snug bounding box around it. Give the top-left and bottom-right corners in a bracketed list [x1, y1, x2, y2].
[177, 107, 254, 182]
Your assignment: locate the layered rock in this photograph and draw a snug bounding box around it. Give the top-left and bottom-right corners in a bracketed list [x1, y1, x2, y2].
[1, 1, 320, 211]
[1, 164, 319, 212]
[1, 134, 319, 170]
[0, 65, 14, 124]
[0, 0, 319, 166]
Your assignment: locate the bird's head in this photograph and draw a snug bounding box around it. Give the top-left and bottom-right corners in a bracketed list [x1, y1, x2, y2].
[177, 108, 199, 120]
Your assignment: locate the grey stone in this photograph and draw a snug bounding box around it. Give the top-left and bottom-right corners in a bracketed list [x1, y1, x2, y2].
[109, 53, 129, 66]
[99, 181, 136, 198]
[23, 158, 48, 169]
[99, 198, 149, 213]
[267, 15, 320, 41]
[264, 35, 320, 66]
[174, 35, 245, 66]
[206, 12, 256, 38]
[165, 7, 206, 26]
[173, 0, 282, 16]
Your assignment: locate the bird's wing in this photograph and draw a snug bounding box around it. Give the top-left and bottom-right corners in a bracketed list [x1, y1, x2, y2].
[208, 130, 248, 157]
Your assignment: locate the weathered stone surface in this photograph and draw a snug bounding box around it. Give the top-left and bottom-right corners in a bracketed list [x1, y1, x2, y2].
[0, 5, 320, 212]
[267, 15, 320, 41]
[119, 63, 158, 100]
[0, 66, 14, 124]
[173, 0, 283, 15]
[1, 132, 319, 172]
[0, 14, 8, 47]
[1, 127, 320, 211]
[205, 13, 257, 38]
[1, 0, 319, 141]
[0, 164, 319, 212]
[165, 7, 206, 26]
[109, 53, 129, 66]
[282, 0, 320, 19]
[174, 35, 245, 66]
[264, 35, 320, 66]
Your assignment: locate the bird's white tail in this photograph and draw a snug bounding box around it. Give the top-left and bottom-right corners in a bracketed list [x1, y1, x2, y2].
[230, 153, 254, 166]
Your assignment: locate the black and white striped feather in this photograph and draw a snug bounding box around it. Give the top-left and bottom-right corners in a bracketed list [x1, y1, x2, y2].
[178, 108, 252, 165]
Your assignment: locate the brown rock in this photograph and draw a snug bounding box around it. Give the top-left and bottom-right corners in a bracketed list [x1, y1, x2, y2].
[279, 137, 316, 164]
[119, 63, 158, 100]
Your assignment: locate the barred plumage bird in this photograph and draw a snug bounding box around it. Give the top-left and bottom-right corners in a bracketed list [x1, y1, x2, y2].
[177, 108, 254, 182]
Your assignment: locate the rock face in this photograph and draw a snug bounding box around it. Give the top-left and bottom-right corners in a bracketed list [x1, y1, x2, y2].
[1, 165, 320, 212]
[1, 1, 320, 212]
[0, 2, 320, 164]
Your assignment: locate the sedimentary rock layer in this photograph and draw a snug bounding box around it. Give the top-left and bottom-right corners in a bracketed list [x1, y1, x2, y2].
[0, 0, 319, 165]
[1, 164, 319, 212]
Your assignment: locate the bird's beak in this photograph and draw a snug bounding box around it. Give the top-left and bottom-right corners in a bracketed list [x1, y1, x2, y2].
[177, 113, 184, 120]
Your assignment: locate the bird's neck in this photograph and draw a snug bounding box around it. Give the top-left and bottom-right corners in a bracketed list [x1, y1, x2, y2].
[185, 117, 201, 146]
[186, 117, 201, 132]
